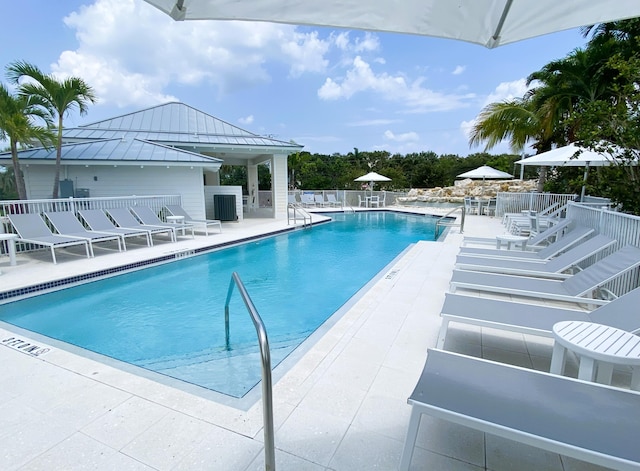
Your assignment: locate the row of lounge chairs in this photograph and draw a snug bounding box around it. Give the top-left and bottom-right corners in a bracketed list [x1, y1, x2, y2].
[5, 205, 221, 264]
[290, 193, 343, 208]
[400, 216, 640, 470]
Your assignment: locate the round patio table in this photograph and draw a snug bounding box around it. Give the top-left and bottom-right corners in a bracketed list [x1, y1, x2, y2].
[550, 320, 640, 390]
[495, 234, 528, 250]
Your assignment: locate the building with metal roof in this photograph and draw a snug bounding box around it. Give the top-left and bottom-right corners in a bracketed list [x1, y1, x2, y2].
[0, 102, 303, 220]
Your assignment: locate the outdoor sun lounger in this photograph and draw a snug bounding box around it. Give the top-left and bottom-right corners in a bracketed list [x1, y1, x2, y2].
[44, 211, 123, 256]
[7, 213, 91, 264]
[325, 194, 342, 207]
[106, 208, 176, 243]
[164, 204, 222, 236]
[130, 206, 194, 238]
[436, 287, 640, 349]
[301, 194, 316, 207]
[450, 245, 640, 305]
[462, 217, 573, 250]
[399, 349, 640, 471]
[314, 194, 328, 206]
[78, 209, 152, 248]
[454, 234, 614, 278]
[459, 224, 592, 261]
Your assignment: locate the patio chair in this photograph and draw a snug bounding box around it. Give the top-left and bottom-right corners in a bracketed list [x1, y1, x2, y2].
[368, 195, 380, 208]
[44, 211, 123, 256]
[436, 286, 640, 349]
[459, 224, 592, 260]
[450, 244, 640, 305]
[325, 194, 342, 207]
[106, 208, 176, 243]
[461, 217, 573, 250]
[399, 349, 640, 471]
[358, 195, 367, 207]
[6, 213, 91, 264]
[130, 206, 194, 239]
[78, 209, 152, 248]
[314, 194, 328, 207]
[164, 204, 222, 236]
[454, 233, 614, 277]
[301, 193, 316, 207]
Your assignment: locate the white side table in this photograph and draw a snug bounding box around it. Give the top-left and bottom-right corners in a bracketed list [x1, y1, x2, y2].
[166, 215, 186, 236]
[0, 233, 18, 267]
[495, 234, 529, 251]
[550, 320, 640, 390]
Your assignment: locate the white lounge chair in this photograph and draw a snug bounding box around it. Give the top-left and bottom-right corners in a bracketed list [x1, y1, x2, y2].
[130, 206, 194, 238]
[437, 287, 640, 349]
[454, 234, 615, 278]
[459, 224, 593, 261]
[106, 208, 176, 243]
[78, 209, 152, 248]
[301, 193, 316, 207]
[400, 349, 640, 471]
[7, 213, 91, 264]
[462, 217, 573, 250]
[450, 245, 640, 305]
[44, 211, 123, 256]
[325, 194, 342, 207]
[164, 204, 222, 236]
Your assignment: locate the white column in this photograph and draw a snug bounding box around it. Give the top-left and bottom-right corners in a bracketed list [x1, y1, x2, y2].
[271, 154, 288, 219]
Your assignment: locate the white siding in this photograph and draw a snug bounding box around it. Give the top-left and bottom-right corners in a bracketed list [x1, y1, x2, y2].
[22, 164, 208, 219]
[204, 186, 244, 221]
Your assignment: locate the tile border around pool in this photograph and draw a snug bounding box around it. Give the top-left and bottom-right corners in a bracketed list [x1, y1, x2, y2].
[0, 209, 447, 303]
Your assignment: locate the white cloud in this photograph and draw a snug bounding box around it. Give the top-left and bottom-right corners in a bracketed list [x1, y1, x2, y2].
[483, 78, 531, 106]
[347, 118, 400, 127]
[459, 118, 476, 143]
[53, 0, 342, 108]
[239, 115, 254, 125]
[383, 130, 419, 143]
[317, 56, 475, 113]
[452, 65, 466, 75]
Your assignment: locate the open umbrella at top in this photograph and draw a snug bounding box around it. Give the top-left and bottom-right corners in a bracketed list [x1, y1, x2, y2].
[457, 165, 514, 180]
[457, 165, 513, 197]
[143, 0, 640, 49]
[515, 143, 630, 200]
[354, 171, 391, 199]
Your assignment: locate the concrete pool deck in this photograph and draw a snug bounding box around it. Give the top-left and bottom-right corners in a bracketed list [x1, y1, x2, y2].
[0, 208, 616, 470]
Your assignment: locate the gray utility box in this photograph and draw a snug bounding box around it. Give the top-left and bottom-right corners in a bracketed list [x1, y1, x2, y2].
[60, 179, 74, 198]
[213, 194, 237, 221]
[75, 188, 90, 198]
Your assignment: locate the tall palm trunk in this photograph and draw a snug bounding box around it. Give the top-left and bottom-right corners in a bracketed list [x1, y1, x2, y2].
[10, 140, 27, 200]
[52, 116, 64, 199]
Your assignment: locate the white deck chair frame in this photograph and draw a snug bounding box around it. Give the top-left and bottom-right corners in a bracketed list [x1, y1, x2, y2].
[459, 225, 593, 261]
[78, 209, 152, 248]
[106, 208, 176, 243]
[44, 211, 123, 256]
[454, 234, 614, 278]
[130, 206, 194, 238]
[450, 245, 640, 306]
[7, 213, 91, 264]
[400, 349, 640, 471]
[436, 287, 640, 349]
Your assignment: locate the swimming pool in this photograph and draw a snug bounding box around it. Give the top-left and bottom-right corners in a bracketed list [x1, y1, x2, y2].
[1, 211, 441, 398]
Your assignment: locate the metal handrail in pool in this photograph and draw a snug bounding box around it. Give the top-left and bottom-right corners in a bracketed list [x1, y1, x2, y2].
[435, 205, 465, 239]
[224, 272, 276, 471]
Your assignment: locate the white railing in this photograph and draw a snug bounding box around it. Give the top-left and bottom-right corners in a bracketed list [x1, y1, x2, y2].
[565, 203, 640, 297]
[495, 192, 577, 218]
[289, 190, 402, 208]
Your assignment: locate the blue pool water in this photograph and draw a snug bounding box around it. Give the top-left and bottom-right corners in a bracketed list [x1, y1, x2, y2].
[1, 212, 440, 397]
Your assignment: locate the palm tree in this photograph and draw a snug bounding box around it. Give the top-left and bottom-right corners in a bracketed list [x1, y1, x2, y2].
[0, 83, 53, 199]
[6, 61, 96, 198]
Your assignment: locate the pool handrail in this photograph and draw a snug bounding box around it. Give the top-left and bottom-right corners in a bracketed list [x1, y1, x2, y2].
[224, 272, 276, 471]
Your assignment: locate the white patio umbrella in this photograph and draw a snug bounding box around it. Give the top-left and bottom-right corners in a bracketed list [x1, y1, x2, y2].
[143, 0, 640, 49]
[354, 171, 391, 198]
[457, 165, 513, 196]
[457, 165, 514, 180]
[515, 143, 627, 200]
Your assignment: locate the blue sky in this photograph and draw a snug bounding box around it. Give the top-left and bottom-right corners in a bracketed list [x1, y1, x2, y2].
[1, 0, 590, 157]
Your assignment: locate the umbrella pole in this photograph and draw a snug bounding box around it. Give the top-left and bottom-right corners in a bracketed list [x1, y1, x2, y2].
[580, 162, 590, 201]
